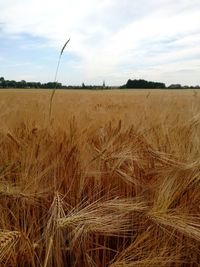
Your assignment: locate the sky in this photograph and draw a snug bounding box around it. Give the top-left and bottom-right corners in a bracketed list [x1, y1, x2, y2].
[0, 0, 200, 86]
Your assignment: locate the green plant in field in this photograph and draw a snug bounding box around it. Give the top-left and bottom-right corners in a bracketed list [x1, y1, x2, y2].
[49, 38, 70, 120]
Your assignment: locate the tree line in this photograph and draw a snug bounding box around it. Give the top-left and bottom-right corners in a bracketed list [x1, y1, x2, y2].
[0, 77, 107, 89]
[0, 77, 199, 89]
[0, 77, 62, 89]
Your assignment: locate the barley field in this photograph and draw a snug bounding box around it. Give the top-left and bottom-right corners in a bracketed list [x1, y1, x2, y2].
[0, 89, 200, 267]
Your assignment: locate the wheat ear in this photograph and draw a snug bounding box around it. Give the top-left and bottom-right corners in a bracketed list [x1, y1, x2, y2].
[49, 38, 70, 120]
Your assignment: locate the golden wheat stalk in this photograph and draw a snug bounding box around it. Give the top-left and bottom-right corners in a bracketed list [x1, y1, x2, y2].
[57, 197, 147, 237]
[7, 133, 20, 148]
[0, 230, 21, 262]
[109, 256, 180, 267]
[43, 192, 66, 267]
[49, 38, 70, 120]
[148, 210, 200, 241]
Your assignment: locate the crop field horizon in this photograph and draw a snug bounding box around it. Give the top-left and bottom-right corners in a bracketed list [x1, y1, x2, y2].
[0, 89, 200, 266]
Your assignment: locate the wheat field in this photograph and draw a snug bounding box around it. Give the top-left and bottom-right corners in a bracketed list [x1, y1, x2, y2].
[0, 89, 200, 266]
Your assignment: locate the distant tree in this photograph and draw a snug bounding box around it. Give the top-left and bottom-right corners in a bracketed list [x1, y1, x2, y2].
[9, 80, 17, 88]
[121, 79, 166, 89]
[18, 80, 27, 88]
[0, 77, 5, 87]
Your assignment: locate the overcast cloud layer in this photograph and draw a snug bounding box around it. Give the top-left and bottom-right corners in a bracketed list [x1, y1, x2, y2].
[0, 0, 200, 86]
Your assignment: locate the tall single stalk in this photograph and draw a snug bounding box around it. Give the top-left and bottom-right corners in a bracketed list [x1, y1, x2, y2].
[49, 38, 70, 120]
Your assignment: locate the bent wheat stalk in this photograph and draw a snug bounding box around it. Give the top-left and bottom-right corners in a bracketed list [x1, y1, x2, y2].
[49, 38, 70, 120]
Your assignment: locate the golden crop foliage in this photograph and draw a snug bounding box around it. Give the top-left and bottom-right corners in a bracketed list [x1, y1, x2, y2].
[0, 89, 199, 267]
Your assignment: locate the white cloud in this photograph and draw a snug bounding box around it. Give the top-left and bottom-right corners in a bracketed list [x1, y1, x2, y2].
[0, 0, 200, 85]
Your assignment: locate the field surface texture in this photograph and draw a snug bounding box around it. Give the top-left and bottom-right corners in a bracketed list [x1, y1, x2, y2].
[0, 89, 200, 267]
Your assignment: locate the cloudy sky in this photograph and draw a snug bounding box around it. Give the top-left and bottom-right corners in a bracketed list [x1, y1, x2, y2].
[0, 0, 200, 86]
